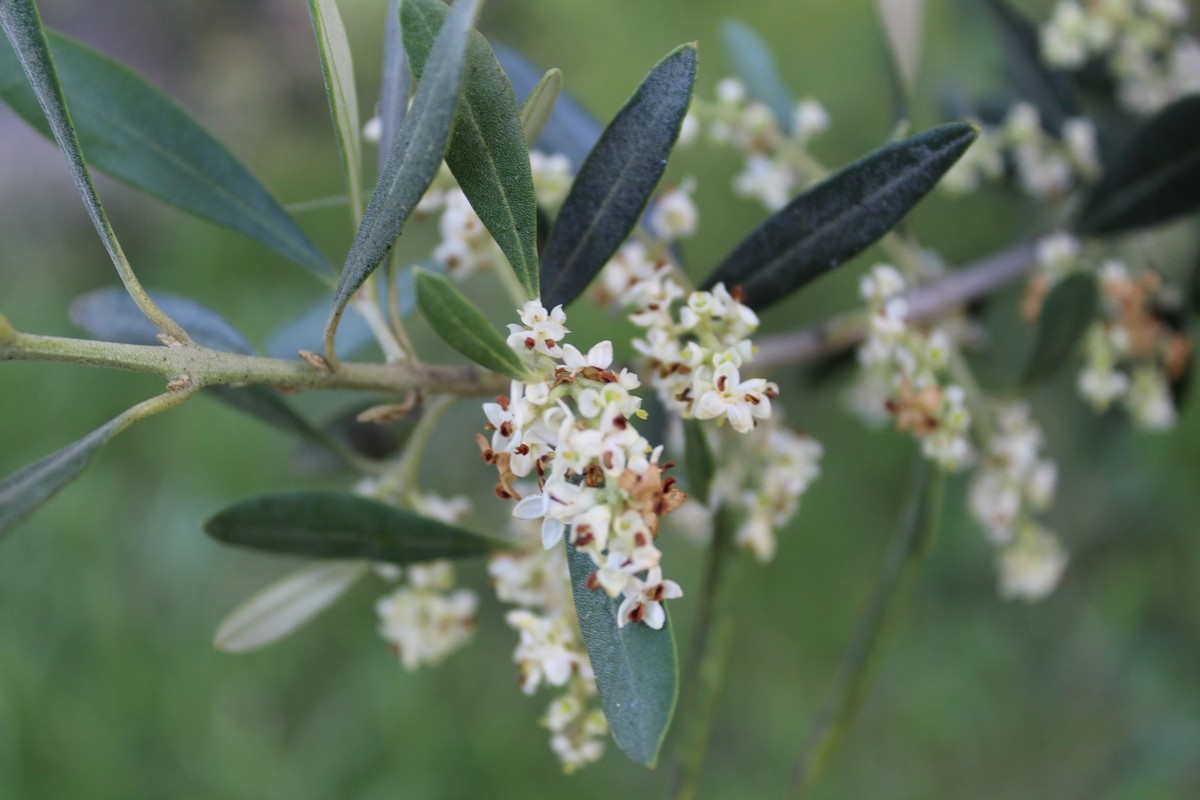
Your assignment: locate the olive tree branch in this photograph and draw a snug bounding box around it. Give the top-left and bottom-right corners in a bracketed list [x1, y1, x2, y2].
[753, 242, 1038, 369]
[0, 329, 508, 396]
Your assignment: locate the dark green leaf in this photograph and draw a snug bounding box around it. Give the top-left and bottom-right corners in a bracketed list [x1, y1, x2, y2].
[979, 0, 1079, 136]
[494, 43, 600, 169]
[1075, 96, 1200, 235]
[204, 490, 510, 562]
[566, 542, 678, 767]
[540, 44, 697, 309]
[1, 411, 127, 537]
[377, 0, 410, 174]
[520, 67, 562, 146]
[307, 0, 364, 222]
[0, 26, 330, 276]
[701, 122, 978, 310]
[682, 419, 715, 506]
[413, 267, 529, 380]
[324, 0, 480, 360]
[404, 0, 538, 299]
[720, 19, 794, 133]
[1021, 272, 1098, 388]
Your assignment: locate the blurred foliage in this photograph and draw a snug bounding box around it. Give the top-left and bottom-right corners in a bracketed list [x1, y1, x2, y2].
[0, 0, 1198, 797]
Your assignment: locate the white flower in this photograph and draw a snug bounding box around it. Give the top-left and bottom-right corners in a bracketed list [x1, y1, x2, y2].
[376, 585, 477, 670]
[998, 525, 1068, 601]
[507, 609, 581, 694]
[792, 100, 830, 143]
[616, 567, 683, 629]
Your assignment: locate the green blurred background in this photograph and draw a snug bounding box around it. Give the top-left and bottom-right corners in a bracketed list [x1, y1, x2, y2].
[2, 0, 1198, 797]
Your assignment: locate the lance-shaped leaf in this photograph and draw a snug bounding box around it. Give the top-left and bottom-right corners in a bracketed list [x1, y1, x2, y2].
[403, 0, 538, 301]
[494, 43, 601, 170]
[701, 122, 978, 311]
[682, 419, 716, 506]
[1021, 272, 1098, 388]
[69, 288, 338, 448]
[214, 560, 369, 653]
[720, 20, 794, 133]
[204, 490, 510, 562]
[0, 27, 330, 276]
[308, 0, 364, 222]
[566, 542, 678, 768]
[1075, 96, 1200, 236]
[540, 44, 697, 309]
[520, 67, 562, 146]
[979, 0, 1078, 136]
[875, 0, 924, 102]
[324, 0, 480, 362]
[413, 268, 529, 380]
[377, 0, 410, 174]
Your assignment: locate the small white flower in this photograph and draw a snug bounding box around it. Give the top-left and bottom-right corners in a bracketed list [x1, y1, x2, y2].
[616, 567, 683, 629]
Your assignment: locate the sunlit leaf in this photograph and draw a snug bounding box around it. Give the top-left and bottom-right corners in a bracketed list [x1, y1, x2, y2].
[324, 0, 480, 361]
[540, 44, 697, 309]
[307, 0, 364, 222]
[979, 0, 1078, 136]
[1021, 273, 1098, 388]
[520, 67, 562, 146]
[204, 490, 510, 562]
[701, 122, 977, 310]
[377, 0, 410, 174]
[214, 560, 369, 653]
[494, 42, 600, 169]
[413, 268, 529, 380]
[683, 419, 715, 506]
[403, 0, 539, 300]
[875, 0, 924, 101]
[566, 542, 679, 768]
[720, 19, 794, 132]
[0, 26, 330, 276]
[1075, 96, 1200, 235]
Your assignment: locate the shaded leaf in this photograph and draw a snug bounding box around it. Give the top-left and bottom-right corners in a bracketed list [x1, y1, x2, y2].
[682, 419, 715, 506]
[403, 0, 538, 300]
[0, 27, 330, 275]
[1075, 96, 1200, 236]
[1021, 272, 1098, 388]
[566, 541, 678, 768]
[413, 268, 529, 380]
[204, 490, 510, 562]
[0, 414, 124, 537]
[520, 67, 562, 146]
[377, 0, 410, 174]
[875, 0, 924, 101]
[701, 122, 977, 310]
[293, 400, 420, 473]
[214, 560, 369, 652]
[324, 0, 480, 360]
[494, 42, 600, 169]
[720, 19, 794, 133]
[979, 0, 1078, 136]
[540, 44, 697, 309]
[307, 0, 364, 221]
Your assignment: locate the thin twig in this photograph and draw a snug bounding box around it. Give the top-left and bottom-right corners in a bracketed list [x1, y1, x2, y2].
[753, 242, 1038, 369]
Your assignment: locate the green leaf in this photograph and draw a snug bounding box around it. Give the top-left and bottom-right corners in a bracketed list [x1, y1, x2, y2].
[875, 0, 924, 102]
[214, 560, 369, 653]
[1021, 272, 1098, 388]
[413, 268, 529, 380]
[978, 0, 1078, 136]
[293, 399, 420, 474]
[719, 20, 794, 133]
[540, 44, 697, 309]
[324, 0, 480, 361]
[701, 122, 978, 310]
[0, 27, 330, 276]
[307, 0, 364, 222]
[204, 490, 510, 562]
[377, 0, 410, 174]
[520, 67, 562, 146]
[794, 459, 943, 791]
[402, 0, 538, 301]
[1075, 96, 1200, 235]
[566, 542, 678, 768]
[682, 419, 716, 506]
